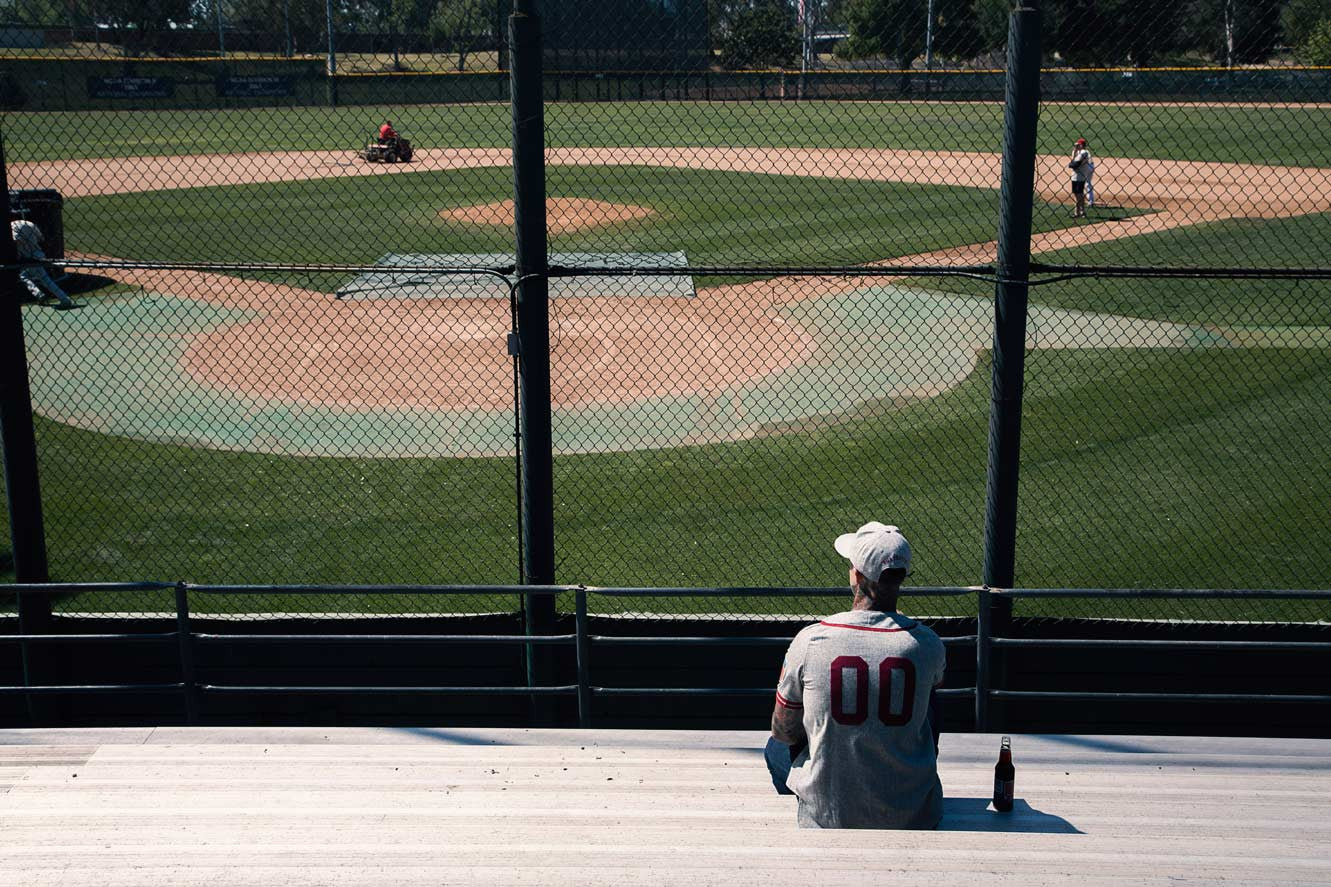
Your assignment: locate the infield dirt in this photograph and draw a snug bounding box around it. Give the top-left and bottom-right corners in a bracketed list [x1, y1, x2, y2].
[13, 147, 1331, 452]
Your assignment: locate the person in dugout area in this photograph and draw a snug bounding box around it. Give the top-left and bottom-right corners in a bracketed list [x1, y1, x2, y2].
[766, 521, 946, 829]
[10, 217, 76, 309]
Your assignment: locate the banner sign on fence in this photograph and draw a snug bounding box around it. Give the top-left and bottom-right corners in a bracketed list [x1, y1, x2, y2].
[216, 75, 295, 98]
[87, 76, 174, 99]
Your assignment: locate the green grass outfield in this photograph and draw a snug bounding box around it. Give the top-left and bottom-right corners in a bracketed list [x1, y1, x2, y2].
[12, 344, 1329, 622]
[64, 166, 1107, 280]
[6, 100, 1331, 167]
[5, 209, 1330, 621]
[3, 100, 1329, 621]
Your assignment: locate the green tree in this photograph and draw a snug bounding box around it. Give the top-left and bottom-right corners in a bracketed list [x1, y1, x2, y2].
[1296, 15, 1331, 62]
[1190, 0, 1283, 66]
[971, 0, 1012, 58]
[229, 0, 329, 54]
[705, 0, 746, 53]
[1282, 0, 1331, 48]
[429, 0, 492, 71]
[839, 0, 926, 69]
[0, 0, 77, 25]
[719, 0, 800, 69]
[101, 0, 192, 54]
[1048, 0, 1188, 66]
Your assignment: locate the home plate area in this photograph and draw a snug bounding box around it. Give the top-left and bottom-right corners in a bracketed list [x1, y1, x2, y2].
[335, 252, 696, 301]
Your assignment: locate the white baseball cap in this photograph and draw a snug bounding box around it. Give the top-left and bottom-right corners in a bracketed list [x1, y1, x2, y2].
[834, 521, 912, 581]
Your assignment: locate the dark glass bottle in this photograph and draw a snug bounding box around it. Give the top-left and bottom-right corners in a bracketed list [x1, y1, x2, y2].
[993, 735, 1015, 812]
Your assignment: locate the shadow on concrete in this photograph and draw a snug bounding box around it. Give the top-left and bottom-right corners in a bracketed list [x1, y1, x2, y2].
[939, 797, 1081, 833]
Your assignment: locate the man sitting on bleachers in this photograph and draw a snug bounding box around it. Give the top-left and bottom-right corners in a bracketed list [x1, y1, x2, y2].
[766, 521, 946, 828]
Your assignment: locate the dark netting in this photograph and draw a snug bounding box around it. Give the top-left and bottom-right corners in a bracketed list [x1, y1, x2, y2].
[2, 0, 1328, 629]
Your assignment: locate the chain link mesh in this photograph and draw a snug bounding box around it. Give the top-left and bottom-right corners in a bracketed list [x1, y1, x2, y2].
[2, 1, 1328, 625]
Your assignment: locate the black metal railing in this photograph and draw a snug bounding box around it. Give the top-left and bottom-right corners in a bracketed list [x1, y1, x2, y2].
[3, 582, 1329, 729]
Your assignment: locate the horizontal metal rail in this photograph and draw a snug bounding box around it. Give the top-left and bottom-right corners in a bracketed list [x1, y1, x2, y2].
[200, 684, 577, 696]
[2, 581, 977, 598]
[187, 583, 562, 596]
[0, 632, 178, 643]
[588, 634, 978, 646]
[193, 633, 576, 645]
[992, 638, 1331, 651]
[1029, 263, 1331, 283]
[583, 585, 978, 598]
[991, 690, 1331, 704]
[0, 683, 183, 695]
[3, 581, 175, 594]
[588, 686, 977, 698]
[990, 587, 1331, 599]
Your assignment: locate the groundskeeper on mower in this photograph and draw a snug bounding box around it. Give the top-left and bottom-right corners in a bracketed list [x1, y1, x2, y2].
[361, 136, 413, 163]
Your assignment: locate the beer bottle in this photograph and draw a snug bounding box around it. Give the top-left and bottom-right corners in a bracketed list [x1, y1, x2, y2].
[992, 735, 1015, 812]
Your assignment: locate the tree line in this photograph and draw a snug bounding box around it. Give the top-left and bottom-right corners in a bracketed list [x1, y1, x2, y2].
[1, 0, 504, 68]
[4, 0, 1331, 66]
[712, 0, 1331, 68]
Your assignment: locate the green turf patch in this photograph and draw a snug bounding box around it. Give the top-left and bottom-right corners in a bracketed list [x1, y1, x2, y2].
[911, 211, 1331, 327]
[65, 165, 1086, 278]
[1030, 211, 1331, 326]
[8, 101, 1331, 167]
[8, 343, 1327, 622]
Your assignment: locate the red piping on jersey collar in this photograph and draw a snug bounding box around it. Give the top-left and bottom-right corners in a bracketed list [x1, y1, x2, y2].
[818, 619, 915, 633]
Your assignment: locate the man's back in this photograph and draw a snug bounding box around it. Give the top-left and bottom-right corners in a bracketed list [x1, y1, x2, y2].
[777, 609, 945, 828]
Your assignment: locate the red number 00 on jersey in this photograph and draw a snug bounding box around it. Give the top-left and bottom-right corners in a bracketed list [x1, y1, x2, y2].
[829, 655, 917, 726]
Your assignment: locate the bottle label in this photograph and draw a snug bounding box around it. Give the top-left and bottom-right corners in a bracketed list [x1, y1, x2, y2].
[994, 776, 1014, 804]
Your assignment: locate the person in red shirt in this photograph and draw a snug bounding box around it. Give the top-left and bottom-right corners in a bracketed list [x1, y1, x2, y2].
[378, 121, 399, 144]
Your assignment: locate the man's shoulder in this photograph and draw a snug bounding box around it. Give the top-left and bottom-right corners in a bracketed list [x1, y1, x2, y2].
[909, 620, 945, 653]
[809, 610, 938, 639]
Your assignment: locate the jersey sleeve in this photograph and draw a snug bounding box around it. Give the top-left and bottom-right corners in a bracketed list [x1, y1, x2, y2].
[775, 630, 810, 711]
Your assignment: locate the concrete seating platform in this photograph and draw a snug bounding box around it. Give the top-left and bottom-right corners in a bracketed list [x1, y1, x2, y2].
[2, 727, 1329, 885]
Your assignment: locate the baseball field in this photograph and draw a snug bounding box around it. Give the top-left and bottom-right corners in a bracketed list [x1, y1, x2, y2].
[3, 99, 1329, 620]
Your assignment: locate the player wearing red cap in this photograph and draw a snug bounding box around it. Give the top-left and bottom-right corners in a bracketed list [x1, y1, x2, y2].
[1069, 138, 1092, 218]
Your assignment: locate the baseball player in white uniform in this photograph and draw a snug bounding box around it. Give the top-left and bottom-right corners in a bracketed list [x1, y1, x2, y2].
[10, 218, 75, 308]
[1069, 138, 1092, 217]
[767, 521, 946, 829]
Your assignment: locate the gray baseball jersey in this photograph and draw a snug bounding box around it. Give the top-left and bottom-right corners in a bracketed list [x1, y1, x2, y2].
[776, 609, 946, 829]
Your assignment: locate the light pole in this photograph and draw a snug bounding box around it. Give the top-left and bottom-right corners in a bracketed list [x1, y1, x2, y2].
[326, 0, 337, 75]
[325, 0, 338, 105]
[283, 0, 293, 57]
[214, 0, 225, 57]
[924, 0, 935, 72]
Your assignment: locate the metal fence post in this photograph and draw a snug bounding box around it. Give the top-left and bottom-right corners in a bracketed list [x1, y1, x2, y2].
[975, 587, 992, 732]
[1, 142, 53, 725]
[324, 0, 338, 106]
[575, 589, 591, 727]
[982, 0, 1042, 732]
[510, 0, 558, 725]
[0, 145, 51, 592]
[174, 582, 201, 725]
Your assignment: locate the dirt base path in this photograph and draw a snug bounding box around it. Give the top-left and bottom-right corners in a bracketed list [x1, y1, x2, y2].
[15, 146, 1330, 456]
[14, 145, 1329, 218]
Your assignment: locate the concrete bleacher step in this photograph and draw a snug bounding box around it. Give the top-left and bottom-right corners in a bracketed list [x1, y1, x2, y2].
[2, 728, 1329, 885]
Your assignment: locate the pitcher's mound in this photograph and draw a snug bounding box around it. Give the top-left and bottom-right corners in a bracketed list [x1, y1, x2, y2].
[441, 198, 655, 234]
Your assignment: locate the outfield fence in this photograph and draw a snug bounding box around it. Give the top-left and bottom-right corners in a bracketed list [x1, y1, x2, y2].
[7, 59, 1331, 112]
[3, 0, 1330, 648]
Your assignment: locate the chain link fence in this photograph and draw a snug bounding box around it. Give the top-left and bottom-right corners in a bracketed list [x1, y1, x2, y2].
[2, 0, 1329, 626]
